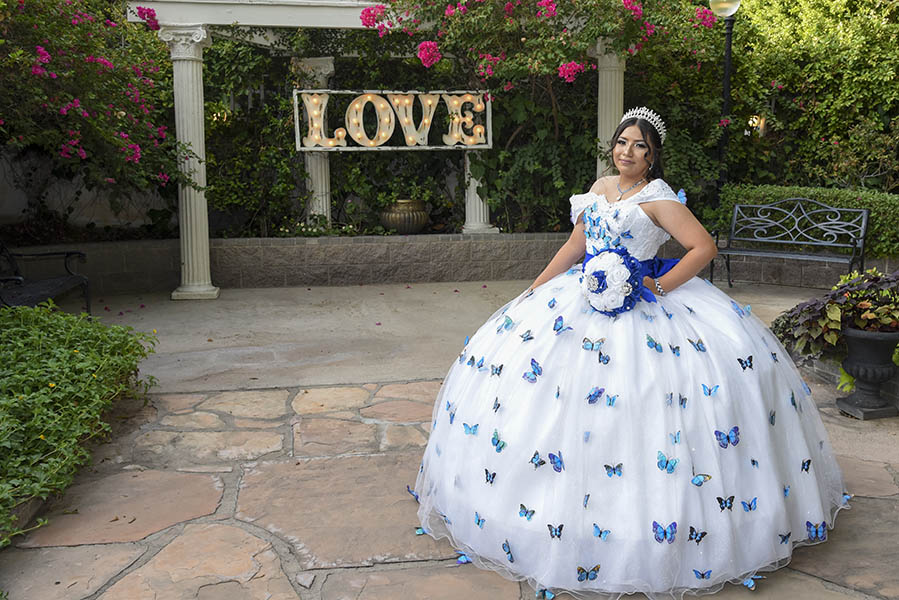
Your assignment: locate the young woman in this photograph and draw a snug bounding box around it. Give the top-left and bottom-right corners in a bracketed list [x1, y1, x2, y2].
[413, 107, 847, 599]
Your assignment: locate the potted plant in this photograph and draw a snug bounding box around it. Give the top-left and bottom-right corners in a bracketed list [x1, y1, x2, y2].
[375, 182, 432, 235]
[771, 268, 899, 420]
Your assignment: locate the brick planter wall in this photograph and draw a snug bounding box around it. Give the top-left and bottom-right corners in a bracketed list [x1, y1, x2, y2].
[12, 235, 898, 295]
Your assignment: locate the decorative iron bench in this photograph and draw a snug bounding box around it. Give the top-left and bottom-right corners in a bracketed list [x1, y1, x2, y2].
[0, 239, 91, 314]
[710, 198, 869, 287]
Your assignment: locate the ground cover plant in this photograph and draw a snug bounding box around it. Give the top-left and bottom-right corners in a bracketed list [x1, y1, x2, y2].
[0, 302, 156, 548]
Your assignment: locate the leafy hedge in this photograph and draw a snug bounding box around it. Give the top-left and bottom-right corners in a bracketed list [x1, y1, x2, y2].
[713, 184, 899, 258]
[0, 303, 156, 547]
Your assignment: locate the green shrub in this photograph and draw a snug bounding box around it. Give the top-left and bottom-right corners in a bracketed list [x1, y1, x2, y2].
[0, 303, 156, 547]
[713, 184, 899, 258]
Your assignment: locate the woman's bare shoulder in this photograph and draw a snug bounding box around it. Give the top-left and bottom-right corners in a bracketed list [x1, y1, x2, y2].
[589, 176, 615, 195]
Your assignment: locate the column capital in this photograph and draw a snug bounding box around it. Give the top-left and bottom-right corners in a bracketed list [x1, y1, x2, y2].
[291, 57, 335, 87]
[593, 37, 625, 72]
[158, 25, 211, 61]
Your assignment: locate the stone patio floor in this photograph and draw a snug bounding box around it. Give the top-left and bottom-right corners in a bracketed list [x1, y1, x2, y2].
[1, 280, 898, 600]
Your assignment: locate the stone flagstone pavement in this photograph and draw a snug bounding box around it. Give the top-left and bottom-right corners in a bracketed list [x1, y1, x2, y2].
[1, 282, 899, 599]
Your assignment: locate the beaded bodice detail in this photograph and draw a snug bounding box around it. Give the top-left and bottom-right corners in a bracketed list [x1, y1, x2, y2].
[569, 179, 679, 261]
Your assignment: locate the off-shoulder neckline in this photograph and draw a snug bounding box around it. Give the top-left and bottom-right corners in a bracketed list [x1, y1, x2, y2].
[582, 179, 665, 205]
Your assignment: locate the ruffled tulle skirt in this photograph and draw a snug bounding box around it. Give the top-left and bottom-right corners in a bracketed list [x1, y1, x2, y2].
[414, 267, 848, 599]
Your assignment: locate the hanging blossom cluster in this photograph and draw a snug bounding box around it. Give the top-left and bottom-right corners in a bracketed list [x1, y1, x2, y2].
[135, 6, 159, 30]
[536, 0, 556, 18]
[85, 55, 114, 71]
[360, 4, 385, 27]
[622, 0, 643, 21]
[59, 130, 87, 159]
[476, 51, 505, 79]
[692, 5, 716, 28]
[558, 61, 585, 83]
[32, 45, 58, 77]
[417, 41, 442, 68]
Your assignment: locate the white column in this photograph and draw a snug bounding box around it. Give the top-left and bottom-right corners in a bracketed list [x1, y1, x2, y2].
[159, 25, 219, 300]
[462, 151, 498, 234]
[595, 38, 625, 178]
[294, 57, 335, 224]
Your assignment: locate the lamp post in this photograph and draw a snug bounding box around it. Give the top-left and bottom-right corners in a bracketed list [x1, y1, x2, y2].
[710, 0, 741, 205]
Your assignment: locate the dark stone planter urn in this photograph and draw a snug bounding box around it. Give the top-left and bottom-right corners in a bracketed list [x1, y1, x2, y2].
[836, 328, 899, 420]
[379, 198, 429, 235]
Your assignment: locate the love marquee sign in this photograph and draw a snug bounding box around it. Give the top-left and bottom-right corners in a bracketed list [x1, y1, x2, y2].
[293, 90, 493, 151]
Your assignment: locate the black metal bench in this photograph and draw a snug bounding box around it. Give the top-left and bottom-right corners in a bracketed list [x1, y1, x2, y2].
[0, 239, 91, 314]
[710, 198, 869, 287]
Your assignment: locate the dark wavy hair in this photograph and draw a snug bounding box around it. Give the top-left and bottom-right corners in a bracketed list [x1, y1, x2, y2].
[609, 117, 664, 181]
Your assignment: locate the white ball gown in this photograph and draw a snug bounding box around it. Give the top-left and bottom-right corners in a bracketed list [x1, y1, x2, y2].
[412, 178, 849, 599]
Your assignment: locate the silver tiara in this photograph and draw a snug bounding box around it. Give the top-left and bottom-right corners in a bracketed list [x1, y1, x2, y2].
[620, 107, 667, 143]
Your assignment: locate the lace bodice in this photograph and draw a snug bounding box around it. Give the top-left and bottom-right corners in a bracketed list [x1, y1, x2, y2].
[569, 178, 681, 261]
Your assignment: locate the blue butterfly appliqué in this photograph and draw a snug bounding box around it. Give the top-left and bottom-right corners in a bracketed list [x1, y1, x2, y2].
[742, 575, 765, 590]
[693, 569, 712, 580]
[586, 386, 605, 405]
[702, 383, 720, 397]
[604, 463, 623, 477]
[485, 469, 496, 484]
[577, 564, 601, 582]
[593, 523, 611, 540]
[677, 188, 688, 204]
[496, 315, 514, 334]
[536, 589, 555, 599]
[646, 334, 663, 353]
[548, 297, 557, 308]
[491, 429, 507, 453]
[463, 423, 479, 435]
[688, 337, 707, 352]
[689, 526, 707, 545]
[657, 451, 679, 474]
[490, 364, 503, 376]
[530, 450, 546, 470]
[582, 337, 605, 351]
[784, 485, 791, 498]
[548, 451, 564, 473]
[606, 394, 618, 407]
[553, 316, 573, 335]
[597, 350, 611, 365]
[801, 458, 812, 472]
[691, 473, 712, 487]
[652, 521, 677, 544]
[522, 358, 543, 383]
[669, 343, 680, 356]
[519, 503, 535, 521]
[769, 410, 776, 425]
[670, 430, 681, 444]
[714, 426, 740, 448]
[547, 523, 564, 539]
[779, 532, 791, 544]
[456, 552, 471, 564]
[806, 521, 827, 541]
[583, 494, 590, 508]
[717, 495, 734, 511]
[493, 398, 501, 413]
[661, 305, 674, 319]
[583, 431, 591, 443]
[737, 355, 753, 370]
[741, 497, 758, 512]
[520, 329, 534, 342]
[406, 485, 419, 503]
[474, 511, 486, 528]
[679, 394, 688, 409]
[502, 539, 514, 562]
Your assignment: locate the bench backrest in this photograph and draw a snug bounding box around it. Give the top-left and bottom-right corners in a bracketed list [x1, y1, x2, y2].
[729, 198, 869, 251]
[0, 240, 21, 277]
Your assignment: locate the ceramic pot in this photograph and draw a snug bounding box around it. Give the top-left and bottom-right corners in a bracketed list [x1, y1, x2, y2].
[836, 328, 899, 420]
[379, 198, 429, 234]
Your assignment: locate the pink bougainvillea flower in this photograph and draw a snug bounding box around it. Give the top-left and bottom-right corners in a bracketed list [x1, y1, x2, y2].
[444, 3, 455, 16]
[558, 61, 585, 83]
[35, 45, 51, 63]
[135, 6, 160, 30]
[417, 41, 442, 68]
[503, 81, 515, 91]
[536, 0, 556, 17]
[360, 4, 386, 27]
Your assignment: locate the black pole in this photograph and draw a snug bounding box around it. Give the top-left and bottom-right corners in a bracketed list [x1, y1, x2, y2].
[715, 15, 735, 206]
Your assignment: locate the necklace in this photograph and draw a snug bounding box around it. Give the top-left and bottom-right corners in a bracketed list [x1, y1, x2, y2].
[615, 177, 646, 202]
